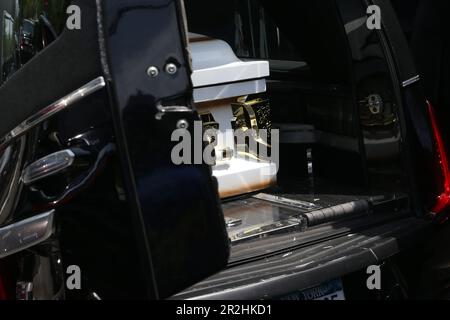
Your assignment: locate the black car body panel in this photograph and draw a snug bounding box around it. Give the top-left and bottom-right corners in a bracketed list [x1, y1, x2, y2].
[100, 0, 229, 298]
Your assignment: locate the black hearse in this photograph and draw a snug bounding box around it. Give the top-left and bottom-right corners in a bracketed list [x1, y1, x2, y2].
[0, 0, 448, 300]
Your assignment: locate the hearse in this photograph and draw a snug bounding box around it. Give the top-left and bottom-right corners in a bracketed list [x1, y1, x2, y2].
[0, 0, 449, 300]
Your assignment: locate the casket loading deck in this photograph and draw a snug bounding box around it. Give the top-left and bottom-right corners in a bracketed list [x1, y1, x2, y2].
[188, 32, 406, 248]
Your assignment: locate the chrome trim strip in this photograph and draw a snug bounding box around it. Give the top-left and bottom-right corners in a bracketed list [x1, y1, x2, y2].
[253, 193, 320, 211]
[0, 210, 55, 259]
[0, 77, 106, 149]
[0, 137, 26, 225]
[402, 75, 420, 88]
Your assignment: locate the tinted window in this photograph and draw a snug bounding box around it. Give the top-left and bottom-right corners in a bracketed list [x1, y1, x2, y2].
[187, 0, 304, 62]
[0, 0, 70, 87]
[1, 10, 16, 83]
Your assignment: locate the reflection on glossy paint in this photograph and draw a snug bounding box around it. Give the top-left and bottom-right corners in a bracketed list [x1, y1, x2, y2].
[0, 0, 70, 86]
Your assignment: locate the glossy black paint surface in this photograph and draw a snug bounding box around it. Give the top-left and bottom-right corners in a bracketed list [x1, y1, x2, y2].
[0, 0, 141, 299]
[337, 0, 409, 196]
[371, 0, 441, 212]
[0, 0, 68, 225]
[101, 0, 229, 299]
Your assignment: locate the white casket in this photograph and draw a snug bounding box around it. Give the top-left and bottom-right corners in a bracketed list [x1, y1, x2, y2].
[189, 33, 277, 198]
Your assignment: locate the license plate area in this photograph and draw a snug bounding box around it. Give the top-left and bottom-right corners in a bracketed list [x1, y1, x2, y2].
[278, 279, 346, 300]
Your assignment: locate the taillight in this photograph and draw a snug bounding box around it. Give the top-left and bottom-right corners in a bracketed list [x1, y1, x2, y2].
[427, 101, 450, 215]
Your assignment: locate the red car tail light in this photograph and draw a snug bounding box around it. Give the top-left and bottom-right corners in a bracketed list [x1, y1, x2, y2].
[427, 101, 450, 215]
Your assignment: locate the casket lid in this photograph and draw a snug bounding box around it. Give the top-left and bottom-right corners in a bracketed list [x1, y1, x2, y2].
[189, 33, 270, 88]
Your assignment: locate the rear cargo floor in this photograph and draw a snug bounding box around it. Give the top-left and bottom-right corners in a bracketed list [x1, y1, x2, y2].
[223, 192, 372, 245]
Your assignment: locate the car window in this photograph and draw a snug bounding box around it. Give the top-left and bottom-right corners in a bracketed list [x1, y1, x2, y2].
[186, 0, 304, 62]
[0, 0, 70, 87]
[1, 10, 15, 83]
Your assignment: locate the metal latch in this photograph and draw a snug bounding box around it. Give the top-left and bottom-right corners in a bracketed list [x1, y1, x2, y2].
[155, 103, 192, 120]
